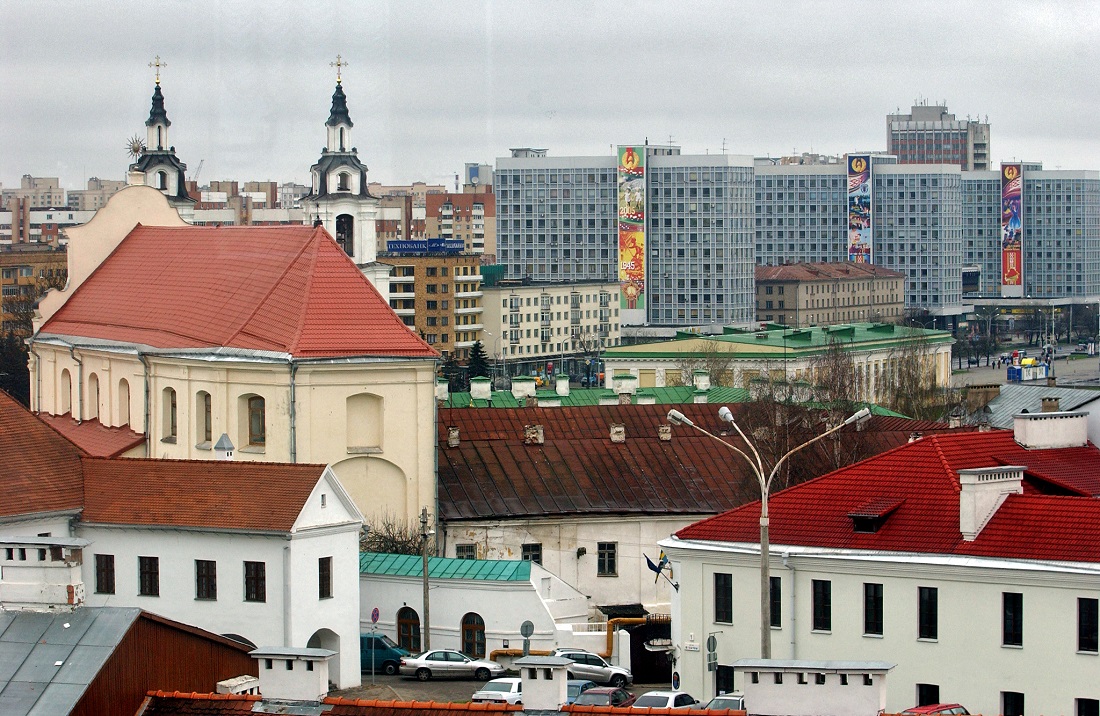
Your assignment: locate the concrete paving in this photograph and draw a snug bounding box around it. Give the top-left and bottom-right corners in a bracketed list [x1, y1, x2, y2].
[951, 354, 1100, 388]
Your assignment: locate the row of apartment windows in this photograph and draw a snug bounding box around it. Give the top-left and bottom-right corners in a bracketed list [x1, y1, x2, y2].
[713, 575, 1100, 652]
[94, 554, 334, 601]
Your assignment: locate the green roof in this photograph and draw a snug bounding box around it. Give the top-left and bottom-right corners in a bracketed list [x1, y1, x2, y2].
[359, 552, 532, 581]
[439, 384, 753, 408]
[604, 322, 953, 360]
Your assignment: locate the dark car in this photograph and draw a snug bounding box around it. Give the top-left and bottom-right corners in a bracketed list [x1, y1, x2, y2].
[573, 686, 637, 708]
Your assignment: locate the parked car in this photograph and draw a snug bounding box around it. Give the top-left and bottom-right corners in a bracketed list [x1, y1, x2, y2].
[631, 690, 700, 710]
[902, 705, 969, 715]
[359, 633, 410, 675]
[398, 649, 504, 681]
[566, 679, 598, 705]
[471, 677, 523, 704]
[703, 693, 746, 710]
[550, 648, 633, 687]
[573, 686, 637, 708]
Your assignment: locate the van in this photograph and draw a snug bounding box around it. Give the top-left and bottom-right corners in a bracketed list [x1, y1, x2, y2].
[360, 633, 410, 675]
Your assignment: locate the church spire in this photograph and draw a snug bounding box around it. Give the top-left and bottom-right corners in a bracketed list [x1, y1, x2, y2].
[326, 82, 354, 128]
[146, 84, 172, 129]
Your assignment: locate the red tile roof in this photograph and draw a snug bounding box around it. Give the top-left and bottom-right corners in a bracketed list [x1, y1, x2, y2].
[40, 224, 437, 359]
[37, 413, 144, 457]
[139, 691, 261, 715]
[0, 390, 85, 519]
[676, 430, 1100, 563]
[755, 261, 905, 282]
[1, 392, 328, 532]
[81, 457, 328, 532]
[437, 404, 975, 521]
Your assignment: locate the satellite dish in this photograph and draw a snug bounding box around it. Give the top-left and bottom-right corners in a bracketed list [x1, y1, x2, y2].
[520, 620, 534, 638]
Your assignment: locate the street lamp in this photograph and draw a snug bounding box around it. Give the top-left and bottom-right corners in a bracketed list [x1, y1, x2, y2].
[483, 329, 505, 388]
[667, 404, 872, 659]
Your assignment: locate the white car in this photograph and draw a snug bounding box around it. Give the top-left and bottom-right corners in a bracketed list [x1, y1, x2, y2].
[472, 677, 523, 704]
[631, 690, 701, 710]
[398, 649, 504, 681]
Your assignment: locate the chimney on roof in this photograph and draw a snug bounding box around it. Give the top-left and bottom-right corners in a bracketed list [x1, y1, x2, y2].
[1047, 376, 1058, 388]
[250, 647, 334, 702]
[908, 431, 923, 443]
[693, 370, 711, 391]
[447, 426, 460, 448]
[958, 466, 1024, 541]
[693, 390, 709, 404]
[436, 377, 450, 403]
[470, 376, 492, 401]
[1013, 411, 1088, 449]
[1041, 397, 1060, 413]
[524, 424, 545, 445]
[598, 394, 618, 406]
[0, 537, 88, 611]
[512, 376, 537, 401]
[609, 423, 626, 443]
[618, 392, 631, 405]
[658, 424, 672, 441]
[613, 373, 638, 396]
[637, 391, 656, 405]
[214, 434, 234, 461]
[555, 374, 570, 397]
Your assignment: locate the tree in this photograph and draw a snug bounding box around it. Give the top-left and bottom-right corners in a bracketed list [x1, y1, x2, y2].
[360, 512, 428, 556]
[1, 251, 68, 337]
[467, 340, 490, 378]
[0, 332, 30, 406]
[884, 330, 961, 420]
[670, 339, 736, 387]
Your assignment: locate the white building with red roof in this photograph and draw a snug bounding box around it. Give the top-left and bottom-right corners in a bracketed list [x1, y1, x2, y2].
[662, 411, 1100, 715]
[28, 185, 439, 525]
[0, 390, 365, 689]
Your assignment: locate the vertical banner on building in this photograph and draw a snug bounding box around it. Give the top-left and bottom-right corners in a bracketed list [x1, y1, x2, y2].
[847, 154, 873, 263]
[1001, 163, 1023, 295]
[617, 145, 646, 324]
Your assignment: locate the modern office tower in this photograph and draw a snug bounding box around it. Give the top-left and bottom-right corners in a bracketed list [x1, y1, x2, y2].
[495, 146, 755, 327]
[964, 164, 1100, 299]
[755, 156, 966, 327]
[887, 102, 991, 171]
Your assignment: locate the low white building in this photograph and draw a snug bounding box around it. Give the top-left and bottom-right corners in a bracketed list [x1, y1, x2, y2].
[358, 552, 594, 665]
[663, 411, 1100, 715]
[0, 390, 365, 689]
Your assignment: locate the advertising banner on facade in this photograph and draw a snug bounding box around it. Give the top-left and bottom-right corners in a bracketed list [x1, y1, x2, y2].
[617, 145, 646, 323]
[385, 239, 465, 254]
[1001, 163, 1023, 289]
[847, 154, 872, 263]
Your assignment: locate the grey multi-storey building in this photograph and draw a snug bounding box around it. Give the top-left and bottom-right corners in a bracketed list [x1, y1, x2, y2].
[754, 157, 966, 326]
[495, 146, 755, 327]
[964, 166, 1100, 299]
[887, 102, 991, 171]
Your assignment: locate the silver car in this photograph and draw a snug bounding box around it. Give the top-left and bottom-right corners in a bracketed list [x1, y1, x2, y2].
[399, 649, 504, 681]
[551, 648, 632, 687]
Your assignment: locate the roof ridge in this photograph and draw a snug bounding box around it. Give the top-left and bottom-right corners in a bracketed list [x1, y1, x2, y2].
[223, 230, 316, 349]
[928, 434, 961, 493]
[285, 226, 325, 354]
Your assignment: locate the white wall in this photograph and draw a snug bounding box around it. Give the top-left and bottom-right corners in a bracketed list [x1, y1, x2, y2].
[445, 514, 699, 616]
[665, 540, 1100, 714]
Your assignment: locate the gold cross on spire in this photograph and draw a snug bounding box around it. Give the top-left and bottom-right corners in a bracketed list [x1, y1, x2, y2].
[330, 54, 348, 84]
[149, 55, 167, 85]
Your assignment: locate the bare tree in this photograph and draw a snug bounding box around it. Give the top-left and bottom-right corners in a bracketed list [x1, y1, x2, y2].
[360, 512, 427, 556]
[884, 330, 961, 421]
[1, 252, 68, 337]
[671, 339, 736, 387]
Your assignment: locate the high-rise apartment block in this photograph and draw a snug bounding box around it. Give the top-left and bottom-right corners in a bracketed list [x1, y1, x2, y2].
[887, 102, 991, 171]
[424, 192, 495, 255]
[495, 146, 755, 327]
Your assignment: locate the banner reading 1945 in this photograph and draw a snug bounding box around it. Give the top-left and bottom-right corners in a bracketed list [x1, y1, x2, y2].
[617, 145, 646, 320]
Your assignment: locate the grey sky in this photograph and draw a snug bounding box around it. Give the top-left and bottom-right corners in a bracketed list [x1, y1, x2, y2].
[3, 1, 1099, 190]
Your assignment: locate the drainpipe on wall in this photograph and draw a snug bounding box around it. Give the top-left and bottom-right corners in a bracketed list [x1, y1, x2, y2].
[783, 551, 796, 660]
[67, 344, 83, 423]
[30, 347, 41, 413]
[288, 360, 299, 463]
[283, 542, 293, 646]
[138, 352, 151, 455]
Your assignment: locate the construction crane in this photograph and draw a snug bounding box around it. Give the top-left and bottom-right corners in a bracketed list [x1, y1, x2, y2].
[191, 159, 205, 184]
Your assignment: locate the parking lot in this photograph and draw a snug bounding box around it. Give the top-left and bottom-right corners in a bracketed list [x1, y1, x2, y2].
[332, 674, 670, 704]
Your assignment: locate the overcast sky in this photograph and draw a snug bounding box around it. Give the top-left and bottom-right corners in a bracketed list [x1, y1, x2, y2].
[3, 1, 1099, 190]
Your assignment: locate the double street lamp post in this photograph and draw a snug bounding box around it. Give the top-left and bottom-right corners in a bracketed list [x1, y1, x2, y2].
[667, 405, 871, 659]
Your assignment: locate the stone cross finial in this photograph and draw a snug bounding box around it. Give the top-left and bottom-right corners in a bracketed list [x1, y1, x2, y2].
[149, 55, 167, 85]
[330, 54, 348, 83]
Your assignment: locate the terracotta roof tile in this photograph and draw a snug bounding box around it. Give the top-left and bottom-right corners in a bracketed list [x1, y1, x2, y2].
[40, 224, 437, 359]
[0, 390, 85, 519]
[438, 404, 974, 521]
[36, 413, 144, 457]
[755, 261, 905, 282]
[140, 691, 261, 715]
[80, 457, 327, 532]
[675, 430, 1100, 563]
